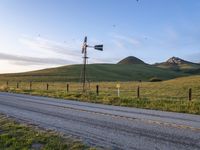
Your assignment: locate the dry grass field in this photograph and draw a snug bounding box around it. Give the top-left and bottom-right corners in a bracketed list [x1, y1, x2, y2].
[0, 75, 200, 114]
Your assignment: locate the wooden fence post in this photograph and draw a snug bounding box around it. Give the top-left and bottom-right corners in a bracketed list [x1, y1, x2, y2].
[96, 85, 99, 96]
[6, 81, 8, 88]
[17, 82, 19, 89]
[137, 86, 140, 98]
[30, 82, 32, 90]
[67, 83, 69, 92]
[46, 83, 49, 91]
[189, 88, 192, 101]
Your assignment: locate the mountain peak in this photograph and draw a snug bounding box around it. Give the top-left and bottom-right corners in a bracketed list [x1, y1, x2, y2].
[117, 56, 145, 64]
[166, 57, 185, 65]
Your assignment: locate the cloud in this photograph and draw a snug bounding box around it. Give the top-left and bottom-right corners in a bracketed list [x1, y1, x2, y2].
[19, 35, 120, 64]
[108, 34, 143, 56]
[111, 39, 125, 49]
[17, 35, 85, 64]
[19, 35, 82, 56]
[113, 35, 141, 46]
[0, 52, 76, 66]
[15, 35, 121, 65]
[111, 34, 141, 50]
[161, 26, 200, 51]
[185, 52, 200, 63]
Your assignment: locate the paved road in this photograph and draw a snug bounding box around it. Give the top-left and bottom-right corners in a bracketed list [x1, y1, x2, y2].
[0, 92, 200, 150]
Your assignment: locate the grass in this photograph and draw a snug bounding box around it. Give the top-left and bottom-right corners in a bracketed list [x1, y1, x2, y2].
[0, 75, 200, 115]
[0, 114, 95, 150]
[0, 64, 186, 82]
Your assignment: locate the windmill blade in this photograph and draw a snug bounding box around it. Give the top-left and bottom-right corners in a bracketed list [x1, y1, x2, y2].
[94, 45, 103, 51]
[84, 36, 87, 43]
[82, 46, 85, 54]
[82, 36, 87, 53]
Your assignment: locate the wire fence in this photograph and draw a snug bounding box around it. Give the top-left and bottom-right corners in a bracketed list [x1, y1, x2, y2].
[1, 81, 200, 101]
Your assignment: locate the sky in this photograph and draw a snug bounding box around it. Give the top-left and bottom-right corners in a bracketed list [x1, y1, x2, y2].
[0, 0, 200, 73]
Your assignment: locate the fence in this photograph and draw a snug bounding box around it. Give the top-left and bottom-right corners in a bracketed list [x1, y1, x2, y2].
[1, 81, 200, 101]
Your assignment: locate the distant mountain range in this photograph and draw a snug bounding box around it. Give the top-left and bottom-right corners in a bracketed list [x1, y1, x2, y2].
[0, 56, 199, 82]
[117, 56, 200, 73]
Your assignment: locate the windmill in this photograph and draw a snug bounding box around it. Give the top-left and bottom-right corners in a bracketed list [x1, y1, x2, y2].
[81, 36, 103, 92]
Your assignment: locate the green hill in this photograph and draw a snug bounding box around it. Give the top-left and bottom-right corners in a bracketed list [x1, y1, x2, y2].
[0, 63, 187, 82]
[117, 56, 145, 64]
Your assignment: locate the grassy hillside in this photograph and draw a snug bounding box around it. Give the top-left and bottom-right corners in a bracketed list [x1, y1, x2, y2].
[0, 64, 187, 82]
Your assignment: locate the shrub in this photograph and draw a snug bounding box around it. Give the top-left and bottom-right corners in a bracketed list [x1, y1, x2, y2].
[149, 77, 162, 82]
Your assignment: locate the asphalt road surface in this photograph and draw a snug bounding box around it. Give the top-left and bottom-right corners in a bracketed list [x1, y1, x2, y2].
[0, 92, 200, 150]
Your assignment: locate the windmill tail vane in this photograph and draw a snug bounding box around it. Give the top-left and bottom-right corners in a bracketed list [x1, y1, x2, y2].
[94, 45, 103, 51]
